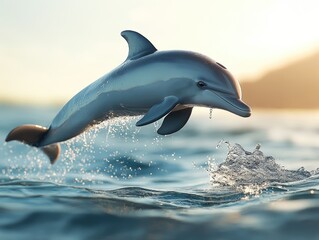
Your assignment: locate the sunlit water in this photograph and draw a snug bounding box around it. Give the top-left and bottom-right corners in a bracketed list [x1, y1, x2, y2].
[1, 105, 319, 240]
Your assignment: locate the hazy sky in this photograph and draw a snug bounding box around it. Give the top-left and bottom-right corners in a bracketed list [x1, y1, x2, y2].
[1, 0, 319, 104]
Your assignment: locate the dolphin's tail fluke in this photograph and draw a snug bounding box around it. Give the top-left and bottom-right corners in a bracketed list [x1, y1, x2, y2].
[5, 124, 60, 164]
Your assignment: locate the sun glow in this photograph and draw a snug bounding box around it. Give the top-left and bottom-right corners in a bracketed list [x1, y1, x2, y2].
[1, 0, 319, 105]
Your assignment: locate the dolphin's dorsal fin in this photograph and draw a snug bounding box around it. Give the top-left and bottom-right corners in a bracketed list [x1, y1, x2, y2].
[121, 30, 157, 61]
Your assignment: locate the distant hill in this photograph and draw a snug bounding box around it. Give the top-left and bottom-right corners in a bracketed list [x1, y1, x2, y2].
[241, 51, 319, 109]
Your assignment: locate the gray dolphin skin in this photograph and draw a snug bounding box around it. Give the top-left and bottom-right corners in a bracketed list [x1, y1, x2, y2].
[6, 30, 251, 164]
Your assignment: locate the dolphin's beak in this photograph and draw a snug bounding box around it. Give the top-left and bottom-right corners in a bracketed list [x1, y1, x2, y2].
[215, 92, 251, 117]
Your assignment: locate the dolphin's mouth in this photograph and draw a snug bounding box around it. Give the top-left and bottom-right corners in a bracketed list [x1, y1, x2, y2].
[215, 92, 251, 117]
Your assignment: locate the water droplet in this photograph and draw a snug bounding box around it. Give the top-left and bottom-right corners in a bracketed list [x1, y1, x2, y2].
[216, 139, 226, 149]
[209, 108, 213, 119]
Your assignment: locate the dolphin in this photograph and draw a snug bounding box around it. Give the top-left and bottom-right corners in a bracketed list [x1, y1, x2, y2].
[5, 30, 251, 164]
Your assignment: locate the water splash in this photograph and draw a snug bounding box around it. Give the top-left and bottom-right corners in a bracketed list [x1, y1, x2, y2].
[0, 106, 173, 184]
[60, 117, 150, 182]
[210, 143, 315, 194]
[2, 116, 175, 186]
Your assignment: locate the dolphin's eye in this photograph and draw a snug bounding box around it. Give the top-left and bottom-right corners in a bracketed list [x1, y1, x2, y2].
[197, 81, 207, 88]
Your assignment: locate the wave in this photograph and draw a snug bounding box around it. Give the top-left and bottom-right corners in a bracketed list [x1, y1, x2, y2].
[1, 178, 319, 240]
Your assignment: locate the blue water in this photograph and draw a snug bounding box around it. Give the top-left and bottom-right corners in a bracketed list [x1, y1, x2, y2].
[1, 104, 319, 240]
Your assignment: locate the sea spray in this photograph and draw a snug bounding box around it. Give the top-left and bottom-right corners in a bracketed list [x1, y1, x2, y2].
[53, 117, 171, 183]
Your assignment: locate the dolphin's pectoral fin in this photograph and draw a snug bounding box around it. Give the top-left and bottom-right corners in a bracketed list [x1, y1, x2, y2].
[136, 96, 179, 126]
[157, 107, 193, 135]
[121, 30, 157, 61]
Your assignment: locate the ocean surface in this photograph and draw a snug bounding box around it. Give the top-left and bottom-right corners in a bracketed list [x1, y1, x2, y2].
[0, 104, 319, 240]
